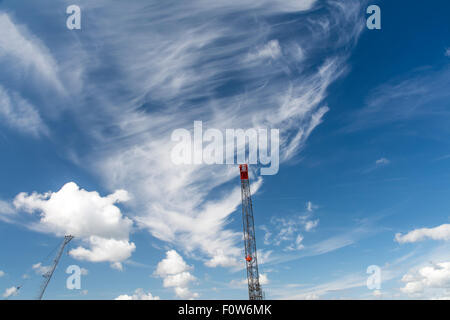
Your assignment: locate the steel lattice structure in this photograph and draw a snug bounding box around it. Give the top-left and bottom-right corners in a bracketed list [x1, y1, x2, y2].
[239, 164, 263, 300]
[37, 235, 74, 300]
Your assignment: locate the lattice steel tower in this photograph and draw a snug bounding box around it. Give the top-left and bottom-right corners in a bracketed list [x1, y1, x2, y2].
[37, 235, 74, 300]
[239, 164, 263, 300]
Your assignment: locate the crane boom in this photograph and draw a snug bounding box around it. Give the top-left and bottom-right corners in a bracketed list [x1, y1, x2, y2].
[239, 164, 263, 300]
[37, 235, 74, 300]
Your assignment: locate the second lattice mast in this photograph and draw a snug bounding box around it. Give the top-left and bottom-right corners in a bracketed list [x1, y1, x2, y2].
[239, 164, 263, 300]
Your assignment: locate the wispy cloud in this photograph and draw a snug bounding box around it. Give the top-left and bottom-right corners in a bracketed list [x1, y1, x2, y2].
[344, 66, 450, 132]
[375, 158, 390, 166]
[0, 0, 367, 270]
[0, 86, 48, 137]
[0, 13, 64, 94]
[261, 206, 319, 251]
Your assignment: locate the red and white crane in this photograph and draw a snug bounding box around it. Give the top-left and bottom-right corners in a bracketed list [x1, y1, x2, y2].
[239, 164, 263, 300]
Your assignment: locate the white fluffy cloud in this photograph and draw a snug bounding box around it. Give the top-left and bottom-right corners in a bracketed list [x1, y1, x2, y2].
[0, 270, 5, 277]
[2, 286, 19, 298]
[155, 250, 198, 299]
[13, 182, 135, 269]
[115, 288, 160, 300]
[69, 237, 136, 270]
[395, 224, 450, 243]
[401, 262, 450, 298]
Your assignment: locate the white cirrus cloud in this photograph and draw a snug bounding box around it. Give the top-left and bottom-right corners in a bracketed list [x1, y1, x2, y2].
[246, 40, 282, 62]
[115, 288, 160, 300]
[155, 250, 198, 299]
[0, 0, 366, 273]
[375, 158, 390, 166]
[0, 86, 48, 137]
[344, 65, 450, 132]
[0, 13, 64, 93]
[0, 199, 16, 223]
[395, 224, 450, 244]
[13, 182, 135, 269]
[72, 0, 363, 270]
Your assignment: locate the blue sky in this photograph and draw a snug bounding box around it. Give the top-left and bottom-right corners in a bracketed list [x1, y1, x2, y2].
[1, 0, 450, 300]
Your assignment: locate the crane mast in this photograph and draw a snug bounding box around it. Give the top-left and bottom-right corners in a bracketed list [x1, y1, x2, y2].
[239, 164, 263, 300]
[37, 235, 74, 300]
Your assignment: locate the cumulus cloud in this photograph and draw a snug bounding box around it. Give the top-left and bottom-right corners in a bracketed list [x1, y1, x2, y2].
[155, 250, 198, 299]
[115, 288, 160, 300]
[395, 224, 450, 243]
[400, 262, 450, 298]
[0, 270, 5, 277]
[13, 182, 135, 268]
[69, 237, 136, 271]
[2, 286, 19, 298]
